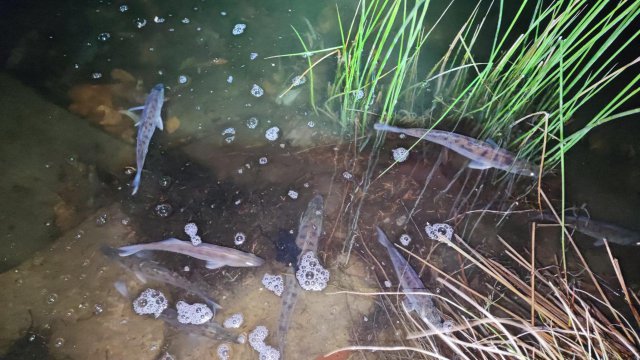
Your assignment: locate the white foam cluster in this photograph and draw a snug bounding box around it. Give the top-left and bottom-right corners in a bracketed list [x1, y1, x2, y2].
[392, 147, 409, 162]
[227, 75, 234, 84]
[176, 301, 213, 325]
[184, 222, 202, 246]
[265, 126, 280, 141]
[354, 89, 365, 100]
[223, 313, 244, 328]
[246, 117, 259, 129]
[234, 232, 246, 245]
[291, 75, 306, 86]
[296, 252, 330, 291]
[251, 84, 264, 97]
[287, 190, 298, 200]
[133, 288, 168, 318]
[262, 273, 284, 296]
[250, 52, 258, 60]
[399, 233, 412, 246]
[307, 121, 315, 128]
[259, 157, 268, 165]
[217, 343, 231, 360]
[232, 23, 246, 35]
[342, 171, 353, 180]
[249, 326, 280, 360]
[425, 223, 454, 241]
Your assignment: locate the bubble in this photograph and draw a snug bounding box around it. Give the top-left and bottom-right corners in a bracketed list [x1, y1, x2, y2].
[190, 235, 202, 246]
[134, 18, 147, 29]
[262, 273, 284, 296]
[97, 32, 111, 41]
[287, 190, 298, 200]
[119, 4, 128, 12]
[227, 75, 234, 84]
[184, 223, 198, 237]
[159, 176, 172, 188]
[46, 293, 58, 304]
[222, 127, 236, 136]
[354, 89, 365, 100]
[392, 147, 409, 162]
[154, 16, 165, 23]
[234, 232, 246, 245]
[176, 301, 213, 324]
[295, 252, 330, 291]
[384, 280, 391, 288]
[307, 121, 315, 128]
[91, 72, 103, 79]
[217, 343, 231, 360]
[178, 75, 189, 84]
[249, 325, 269, 351]
[225, 136, 235, 143]
[425, 223, 454, 242]
[265, 127, 279, 141]
[133, 289, 168, 318]
[95, 213, 108, 226]
[291, 75, 306, 86]
[342, 171, 353, 180]
[251, 84, 264, 97]
[232, 23, 246, 35]
[94, 303, 104, 315]
[246, 117, 259, 129]
[250, 52, 258, 60]
[154, 203, 173, 218]
[53, 338, 65, 348]
[399, 234, 412, 246]
[223, 313, 244, 328]
[181, 18, 190, 24]
[259, 157, 268, 165]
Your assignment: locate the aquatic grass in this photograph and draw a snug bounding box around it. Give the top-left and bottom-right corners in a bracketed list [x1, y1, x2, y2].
[419, 0, 640, 172]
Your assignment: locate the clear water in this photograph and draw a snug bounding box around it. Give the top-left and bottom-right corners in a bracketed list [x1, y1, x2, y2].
[0, 1, 638, 359]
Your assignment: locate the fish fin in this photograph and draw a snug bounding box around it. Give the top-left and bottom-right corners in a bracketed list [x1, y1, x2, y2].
[119, 110, 141, 124]
[592, 238, 606, 246]
[467, 160, 492, 170]
[133, 270, 148, 284]
[156, 115, 164, 131]
[158, 238, 185, 245]
[205, 261, 225, 269]
[117, 245, 141, 257]
[131, 171, 142, 195]
[128, 106, 145, 112]
[114, 281, 130, 299]
[376, 226, 391, 247]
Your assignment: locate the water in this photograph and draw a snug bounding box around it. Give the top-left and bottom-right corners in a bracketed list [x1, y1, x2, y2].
[0, 0, 638, 359]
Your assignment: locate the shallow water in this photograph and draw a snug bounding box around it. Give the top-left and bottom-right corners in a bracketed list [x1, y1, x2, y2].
[1, 1, 639, 359]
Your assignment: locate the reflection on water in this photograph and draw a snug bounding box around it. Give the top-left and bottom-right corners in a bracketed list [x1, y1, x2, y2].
[1, 0, 639, 359]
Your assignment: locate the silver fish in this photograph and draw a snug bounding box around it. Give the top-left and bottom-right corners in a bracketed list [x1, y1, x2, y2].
[113, 281, 237, 343]
[101, 246, 221, 310]
[535, 213, 640, 247]
[131, 83, 165, 195]
[117, 238, 264, 269]
[277, 194, 324, 356]
[374, 123, 538, 177]
[376, 226, 442, 327]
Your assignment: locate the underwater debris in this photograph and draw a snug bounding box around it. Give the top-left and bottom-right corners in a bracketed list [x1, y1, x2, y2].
[399, 233, 412, 246]
[262, 273, 284, 296]
[295, 252, 329, 291]
[176, 301, 213, 325]
[265, 126, 280, 141]
[251, 84, 265, 97]
[424, 223, 453, 241]
[223, 313, 244, 328]
[232, 23, 246, 35]
[133, 288, 168, 318]
[392, 147, 409, 162]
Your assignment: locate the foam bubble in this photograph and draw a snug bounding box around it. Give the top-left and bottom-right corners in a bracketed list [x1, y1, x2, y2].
[217, 343, 231, 360]
[223, 313, 244, 328]
[259, 157, 268, 165]
[392, 147, 409, 162]
[425, 223, 453, 241]
[399, 234, 412, 246]
[287, 190, 298, 200]
[234, 232, 246, 245]
[176, 301, 213, 325]
[291, 75, 306, 86]
[296, 252, 330, 291]
[262, 273, 284, 296]
[232, 23, 246, 35]
[133, 288, 168, 318]
[246, 117, 259, 129]
[265, 127, 279, 141]
[184, 223, 198, 237]
[190, 235, 202, 246]
[251, 84, 264, 97]
[249, 326, 280, 359]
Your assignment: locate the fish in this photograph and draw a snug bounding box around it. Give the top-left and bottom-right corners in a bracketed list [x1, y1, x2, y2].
[131, 83, 165, 195]
[374, 123, 538, 177]
[117, 238, 265, 269]
[534, 212, 640, 247]
[113, 281, 238, 343]
[101, 246, 221, 310]
[376, 226, 442, 328]
[277, 194, 324, 356]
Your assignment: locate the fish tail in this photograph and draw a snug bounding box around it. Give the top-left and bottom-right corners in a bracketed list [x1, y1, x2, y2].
[374, 123, 400, 133]
[131, 170, 142, 195]
[117, 245, 142, 257]
[376, 226, 391, 248]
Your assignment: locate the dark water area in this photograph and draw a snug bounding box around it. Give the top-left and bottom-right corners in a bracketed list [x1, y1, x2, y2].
[0, 0, 638, 359]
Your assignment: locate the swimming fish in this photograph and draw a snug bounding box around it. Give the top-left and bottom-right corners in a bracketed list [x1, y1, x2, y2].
[376, 226, 442, 328]
[101, 246, 221, 310]
[277, 194, 324, 356]
[131, 83, 165, 195]
[374, 123, 538, 177]
[113, 281, 237, 343]
[534, 212, 640, 247]
[117, 238, 264, 269]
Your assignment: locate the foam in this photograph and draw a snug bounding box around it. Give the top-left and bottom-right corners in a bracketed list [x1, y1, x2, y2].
[399, 234, 412, 246]
[223, 313, 244, 328]
[392, 147, 409, 162]
[249, 326, 280, 360]
[176, 301, 213, 325]
[425, 223, 454, 242]
[261, 273, 284, 296]
[296, 252, 330, 291]
[133, 288, 168, 318]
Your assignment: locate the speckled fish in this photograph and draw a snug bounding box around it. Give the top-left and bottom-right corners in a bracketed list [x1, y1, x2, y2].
[376, 226, 442, 327]
[374, 123, 538, 177]
[101, 246, 222, 310]
[131, 83, 164, 195]
[534, 212, 640, 247]
[117, 238, 264, 269]
[277, 194, 324, 356]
